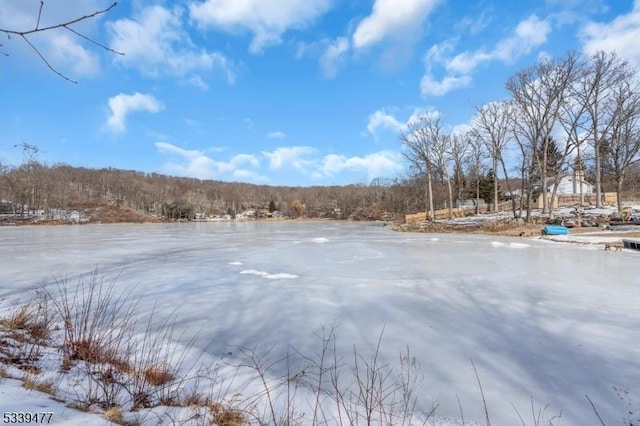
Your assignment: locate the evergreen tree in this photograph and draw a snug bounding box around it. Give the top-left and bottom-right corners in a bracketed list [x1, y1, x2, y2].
[478, 169, 500, 203]
[530, 137, 563, 182]
[545, 136, 563, 176]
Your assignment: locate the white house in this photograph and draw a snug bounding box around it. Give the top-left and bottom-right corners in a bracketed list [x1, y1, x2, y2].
[531, 168, 597, 208]
[535, 169, 594, 196]
[553, 174, 594, 195]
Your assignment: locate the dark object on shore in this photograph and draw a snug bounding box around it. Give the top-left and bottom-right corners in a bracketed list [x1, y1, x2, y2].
[609, 220, 640, 226]
[546, 218, 575, 228]
[622, 239, 640, 251]
[580, 220, 598, 227]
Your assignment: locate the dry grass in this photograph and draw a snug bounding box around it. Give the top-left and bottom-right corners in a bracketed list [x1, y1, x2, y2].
[66, 339, 131, 373]
[141, 364, 174, 387]
[104, 406, 126, 424]
[0, 305, 50, 343]
[0, 303, 52, 373]
[205, 400, 246, 426]
[86, 205, 160, 224]
[22, 375, 55, 395]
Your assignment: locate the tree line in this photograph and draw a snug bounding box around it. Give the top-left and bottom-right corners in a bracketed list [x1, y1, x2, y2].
[401, 51, 640, 222]
[0, 160, 431, 221]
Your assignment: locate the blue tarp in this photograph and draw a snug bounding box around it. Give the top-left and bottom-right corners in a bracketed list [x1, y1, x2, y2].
[542, 225, 570, 235]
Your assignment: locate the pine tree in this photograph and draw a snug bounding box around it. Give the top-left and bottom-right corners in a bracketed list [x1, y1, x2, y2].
[478, 169, 500, 203]
[545, 136, 563, 176]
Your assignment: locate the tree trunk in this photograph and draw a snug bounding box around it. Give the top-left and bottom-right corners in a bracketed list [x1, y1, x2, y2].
[446, 174, 453, 219]
[616, 175, 624, 213]
[541, 144, 549, 215]
[525, 174, 532, 223]
[519, 161, 526, 218]
[476, 173, 480, 215]
[499, 157, 517, 219]
[595, 142, 602, 208]
[427, 172, 435, 221]
[492, 157, 498, 212]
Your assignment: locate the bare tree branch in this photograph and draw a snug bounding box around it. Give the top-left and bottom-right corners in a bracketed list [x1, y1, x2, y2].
[19, 33, 77, 83]
[0, 1, 122, 83]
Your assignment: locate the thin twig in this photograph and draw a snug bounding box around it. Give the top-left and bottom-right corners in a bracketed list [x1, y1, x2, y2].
[36, 1, 44, 30]
[471, 359, 491, 426]
[0, 2, 119, 37]
[64, 25, 124, 56]
[585, 394, 605, 426]
[19, 34, 77, 83]
[457, 393, 466, 426]
[511, 402, 526, 426]
[0, 1, 122, 83]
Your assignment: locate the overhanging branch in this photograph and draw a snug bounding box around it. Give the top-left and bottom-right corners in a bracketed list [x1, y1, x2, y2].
[0, 1, 123, 83]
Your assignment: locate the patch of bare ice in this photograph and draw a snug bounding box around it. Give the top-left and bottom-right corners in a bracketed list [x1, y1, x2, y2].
[240, 269, 298, 279]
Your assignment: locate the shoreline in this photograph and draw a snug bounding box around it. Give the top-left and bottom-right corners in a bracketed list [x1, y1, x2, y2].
[3, 215, 640, 248]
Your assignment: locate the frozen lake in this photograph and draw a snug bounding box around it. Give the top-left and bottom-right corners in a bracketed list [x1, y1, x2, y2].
[1, 221, 639, 425]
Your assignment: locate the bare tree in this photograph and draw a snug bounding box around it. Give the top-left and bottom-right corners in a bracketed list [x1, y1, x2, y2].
[473, 100, 516, 216]
[578, 51, 632, 207]
[509, 120, 535, 221]
[400, 114, 447, 220]
[464, 131, 487, 215]
[448, 132, 469, 208]
[558, 60, 594, 206]
[0, 1, 122, 83]
[605, 74, 640, 212]
[506, 53, 581, 217]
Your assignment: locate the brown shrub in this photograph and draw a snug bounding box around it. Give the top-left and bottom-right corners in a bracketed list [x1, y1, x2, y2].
[0, 305, 50, 343]
[142, 364, 174, 387]
[206, 400, 246, 426]
[22, 376, 55, 395]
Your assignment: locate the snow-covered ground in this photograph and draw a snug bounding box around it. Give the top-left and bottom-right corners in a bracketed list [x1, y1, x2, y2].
[1, 221, 639, 425]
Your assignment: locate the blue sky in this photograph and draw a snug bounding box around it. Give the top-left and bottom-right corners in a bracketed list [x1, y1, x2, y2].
[1, 0, 639, 186]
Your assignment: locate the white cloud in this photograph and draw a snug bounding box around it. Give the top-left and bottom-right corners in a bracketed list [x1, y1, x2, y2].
[445, 51, 492, 75]
[318, 151, 404, 181]
[155, 142, 214, 177]
[367, 110, 404, 135]
[267, 131, 286, 139]
[420, 74, 472, 96]
[581, 1, 640, 67]
[156, 141, 406, 184]
[446, 15, 551, 74]
[218, 153, 261, 173]
[421, 14, 551, 96]
[352, 0, 441, 50]
[319, 37, 350, 78]
[492, 15, 551, 62]
[366, 107, 431, 137]
[106, 93, 164, 133]
[155, 142, 263, 181]
[262, 146, 316, 170]
[108, 5, 235, 85]
[48, 33, 99, 77]
[189, 0, 332, 53]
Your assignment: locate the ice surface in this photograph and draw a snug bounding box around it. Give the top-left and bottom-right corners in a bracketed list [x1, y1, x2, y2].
[1, 221, 639, 425]
[239, 269, 299, 279]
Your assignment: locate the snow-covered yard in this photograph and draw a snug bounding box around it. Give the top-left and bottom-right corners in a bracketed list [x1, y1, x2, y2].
[1, 221, 639, 425]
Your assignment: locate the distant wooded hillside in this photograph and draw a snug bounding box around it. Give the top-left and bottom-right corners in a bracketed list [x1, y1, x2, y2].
[0, 162, 417, 222]
[1, 161, 638, 224]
